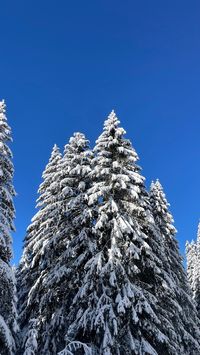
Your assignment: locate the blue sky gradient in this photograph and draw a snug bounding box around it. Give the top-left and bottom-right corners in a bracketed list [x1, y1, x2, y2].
[0, 1, 200, 263]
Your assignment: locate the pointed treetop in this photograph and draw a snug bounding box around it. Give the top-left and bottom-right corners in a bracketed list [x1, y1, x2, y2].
[150, 180, 155, 190]
[0, 100, 12, 144]
[0, 99, 7, 123]
[51, 143, 59, 153]
[51, 143, 61, 156]
[46, 143, 62, 162]
[0, 99, 5, 111]
[150, 180, 164, 203]
[107, 109, 116, 119]
[197, 222, 200, 243]
[93, 111, 140, 168]
[69, 132, 88, 145]
[52, 143, 59, 150]
[103, 110, 124, 133]
[37, 143, 62, 199]
[0, 99, 6, 115]
[151, 179, 162, 190]
[64, 132, 89, 155]
[150, 179, 177, 237]
[95, 111, 128, 146]
[150, 179, 169, 203]
[155, 178, 161, 185]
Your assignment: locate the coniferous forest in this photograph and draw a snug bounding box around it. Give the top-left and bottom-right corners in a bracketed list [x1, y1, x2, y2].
[1, 100, 200, 355]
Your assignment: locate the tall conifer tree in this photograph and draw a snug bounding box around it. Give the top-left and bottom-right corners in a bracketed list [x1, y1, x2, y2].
[186, 240, 197, 295]
[186, 223, 200, 317]
[60, 111, 185, 355]
[150, 180, 200, 354]
[0, 100, 17, 354]
[38, 132, 93, 354]
[17, 144, 62, 354]
[18, 133, 93, 354]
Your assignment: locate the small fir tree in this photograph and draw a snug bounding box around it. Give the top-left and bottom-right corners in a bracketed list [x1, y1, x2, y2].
[17, 144, 62, 354]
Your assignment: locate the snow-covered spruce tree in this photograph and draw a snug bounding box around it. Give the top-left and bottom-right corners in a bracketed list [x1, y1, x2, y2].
[17, 144, 62, 354]
[60, 110, 183, 355]
[36, 132, 93, 354]
[186, 239, 197, 297]
[186, 223, 200, 317]
[150, 180, 200, 354]
[0, 100, 17, 354]
[44, 133, 92, 259]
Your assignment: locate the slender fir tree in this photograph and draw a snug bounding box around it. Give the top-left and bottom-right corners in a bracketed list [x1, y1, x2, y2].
[0, 100, 17, 354]
[60, 111, 185, 355]
[186, 239, 197, 296]
[150, 180, 200, 354]
[18, 133, 93, 354]
[37, 132, 93, 354]
[17, 144, 62, 354]
[186, 223, 200, 317]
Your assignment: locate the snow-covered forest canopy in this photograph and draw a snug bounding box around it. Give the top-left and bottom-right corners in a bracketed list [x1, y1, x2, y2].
[1, 100, 200, 355]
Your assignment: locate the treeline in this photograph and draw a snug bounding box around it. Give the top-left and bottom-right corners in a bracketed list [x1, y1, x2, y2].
[0, 101, 200, 355]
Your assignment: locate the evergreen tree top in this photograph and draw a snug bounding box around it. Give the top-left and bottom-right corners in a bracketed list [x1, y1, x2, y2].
[150, 179, 166, 197]
[197, 222, 200, 243]
[150, 178, 161, 189]
[0, 100, 12, 145]
[69, 132, 89, 145]
[103, 109, 124, 131]
[96, 110, 126, 141]
[94, 110, 139, 167]
[47, 143, 61, 162]
[63, 132, 90, 156]
[150, 179, 167, 205]
[37, 144, 62, 200]
[150, 179, 176, 233]
[52, 143, 60, 154]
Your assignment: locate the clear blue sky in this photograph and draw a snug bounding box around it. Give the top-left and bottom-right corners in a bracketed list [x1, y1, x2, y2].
[1, 1, 200, 264]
